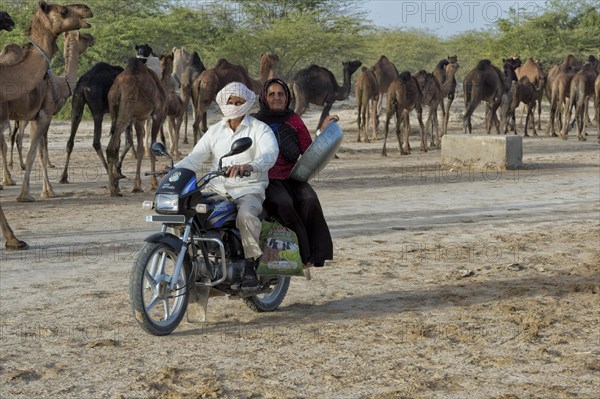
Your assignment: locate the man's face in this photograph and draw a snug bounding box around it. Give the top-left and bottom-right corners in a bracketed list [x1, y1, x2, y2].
[227, 95, 246, 106]
[265, 83, 287, 112]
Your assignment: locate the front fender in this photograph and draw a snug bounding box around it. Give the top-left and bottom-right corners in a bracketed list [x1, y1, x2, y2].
[144, 232, 184, 250]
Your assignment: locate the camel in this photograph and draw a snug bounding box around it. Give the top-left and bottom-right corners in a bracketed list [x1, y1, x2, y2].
[0, 1, 92, 189]
[191, 57, 272, 141]
[0, 10, 15, 31]
[500, 77, 538, 136]
[4, 31, 94, 202]
[172, 47, 192, 87]
[0, 2, 92, 103]
[432, 56, 459, 137]
[463, 60, 505, 134]
[595, 74, 600, 143]
[135, 43, 161, 78]
[545, 55, 582, 136]
[9, 31, 94, 174]
[370, 55, 399, 129]
[516, 58, 545, 130]
[106, 57, 166, 197]
[414, 70, 442, 148]
[59, 62, 124, 184]
[159, 52, 185, 159]
[259, 52, 280, 82]
[179, 51, 206, 144]
[0, 10, 27, 250]
[291, 60, 362, 131]
[560, 62, 599, 140]
[382, 71, 426, 156]
[355, 66, 379, 142]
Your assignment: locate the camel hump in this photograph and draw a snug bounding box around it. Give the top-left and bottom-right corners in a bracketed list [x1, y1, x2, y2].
[399, 71, 412, 81]
[477, 59, 492, 70]
[215, 58, 232, 68]
[126, 57, 148, 72]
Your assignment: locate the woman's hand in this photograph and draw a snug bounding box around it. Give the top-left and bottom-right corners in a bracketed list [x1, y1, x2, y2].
[320, 114, 339, 131]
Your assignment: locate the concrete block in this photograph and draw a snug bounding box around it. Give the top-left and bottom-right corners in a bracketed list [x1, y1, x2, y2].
[441, 135, 523, 170]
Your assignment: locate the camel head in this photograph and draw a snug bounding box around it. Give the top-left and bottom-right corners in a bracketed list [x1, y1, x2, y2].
[160, 52, 175, 75]
[135, 43, 155, 60]
[0, 11, 15, 32]
[64, 30, 95, 55]
[343, 60, 362, 76]
[29, 1, 93, 36]
[447, 55, 458, 65]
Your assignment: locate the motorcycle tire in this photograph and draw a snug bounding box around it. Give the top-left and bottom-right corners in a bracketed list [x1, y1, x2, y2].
[242, 277, 291, 312]
[130, 242, 192, 336]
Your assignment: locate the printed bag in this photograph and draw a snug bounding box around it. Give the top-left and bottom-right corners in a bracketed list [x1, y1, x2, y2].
[257, 220, 304, 276]
[275, 123, 301, 163]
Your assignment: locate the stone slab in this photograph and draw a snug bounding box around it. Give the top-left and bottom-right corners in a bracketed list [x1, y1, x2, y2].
[441, 134, 524, 170]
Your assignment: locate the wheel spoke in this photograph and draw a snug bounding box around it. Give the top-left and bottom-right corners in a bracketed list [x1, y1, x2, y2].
[162, 298, 171, 320]
[145, 294, 160, 313]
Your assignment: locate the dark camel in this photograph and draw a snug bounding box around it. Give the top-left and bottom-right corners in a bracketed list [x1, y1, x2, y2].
[159, 52, 185, 159]
[355, 66, 379, 142]
[414, 70, 442, 148]
[0, 10, 27, 250]
[6, 31, 94, 202]
[106, 58, 166, 197]
[516, 58, 545, 130]
[59, 62, 124, 184]
[191, 57, 268, 142]
[370, 55, 399, 129]
[463, 60, 505, 134]
[0, 1, 92, 188]
[179, 51, 205, 144]
[500, 77, 538, 136]
[432, 56, 459, 137]
[291, 60, 362, 131]
[382, 71, 426, 156]
[560, 62, 599, 140]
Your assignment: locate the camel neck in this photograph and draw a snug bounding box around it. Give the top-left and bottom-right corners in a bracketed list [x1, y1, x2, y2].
[28, 39, 52, 75]
[62, 41, 81, 92]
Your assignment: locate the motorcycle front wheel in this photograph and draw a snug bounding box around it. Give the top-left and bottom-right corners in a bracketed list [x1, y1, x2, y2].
[242, 276, 290, 312]
[130, 242, 191, 336]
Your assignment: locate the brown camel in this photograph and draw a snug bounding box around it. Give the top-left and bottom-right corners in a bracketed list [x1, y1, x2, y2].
[9, 31, 94, 175]
[371, 55, 399, 129]
[5, 31, 94, 202]
[414, 70, 442, 148]
[259, 52, 280, 82]
[500, 77, 538, 136]
[545, 55, 582, 136]
[179, 51, 206, 144]
[159, 52, 185, 159]
[595, 74, 600, 143]
[0, 2, 92, 190]
[291, 60, 362, 131]
[516, 58, 545, 129]
[432, 56, 459, 137]
[382, 71, 426, 156]
[355, 66, 379, 142]
[560, 62, 599, 140]
[106, 58, 166, 197]
[0, 10, 27, 250]
[463, 60, 505, 134]
[191, 57, 270, 141]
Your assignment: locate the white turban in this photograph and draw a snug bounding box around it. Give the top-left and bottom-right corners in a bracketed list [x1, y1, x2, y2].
[216, 82, 256, 120]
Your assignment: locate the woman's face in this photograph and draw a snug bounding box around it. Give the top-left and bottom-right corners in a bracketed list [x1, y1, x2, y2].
[265, 82, 287, 112]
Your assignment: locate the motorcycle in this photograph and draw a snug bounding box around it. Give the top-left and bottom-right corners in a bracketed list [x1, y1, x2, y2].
[130, 138, 291, 336]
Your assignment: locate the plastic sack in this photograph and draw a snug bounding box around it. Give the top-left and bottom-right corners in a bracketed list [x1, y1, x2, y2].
[257, 220, 304, 276]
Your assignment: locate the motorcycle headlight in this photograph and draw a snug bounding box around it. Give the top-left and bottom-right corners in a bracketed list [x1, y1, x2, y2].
[155, 194, 179, 212]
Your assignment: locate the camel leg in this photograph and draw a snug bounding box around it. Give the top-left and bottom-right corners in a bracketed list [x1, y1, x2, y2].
[463, 100, 479, 134]
[0, 204, 28, 250]
[8, 121, 17, 168]
[576, 99, 587, 141]
[38, 132, 56, 199]
[0, 121, 16, 186]
[399, 109, 410, 155]
[317, 103, 333, 132]
[17, 118, 45, 202]
[131, 121, 145, 193]
[416, 107, 427, 152]
[116, 125, 133, 180]
[381, 107, 393, 157]
[371, 98, 379, 140]
[149, 116, 163, 190]
[442, 96, 454, 137]
[107, 118, 129, 197]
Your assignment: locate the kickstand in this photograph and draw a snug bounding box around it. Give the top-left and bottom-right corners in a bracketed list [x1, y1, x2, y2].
[187, 285, 211, 323]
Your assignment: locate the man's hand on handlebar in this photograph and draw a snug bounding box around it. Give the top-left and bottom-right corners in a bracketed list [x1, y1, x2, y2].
[225, 164, 253, 178]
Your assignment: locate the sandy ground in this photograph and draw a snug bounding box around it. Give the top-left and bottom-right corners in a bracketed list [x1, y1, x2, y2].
[0, 97, 599, 399]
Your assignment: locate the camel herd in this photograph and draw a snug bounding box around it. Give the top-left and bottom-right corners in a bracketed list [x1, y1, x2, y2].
[355, 53, 599, 157]
[1, 2, 599, 251]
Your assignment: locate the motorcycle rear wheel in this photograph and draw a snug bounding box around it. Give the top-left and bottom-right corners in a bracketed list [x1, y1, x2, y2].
[130, 242, 191, 336]
[242, 277, 290, 312]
